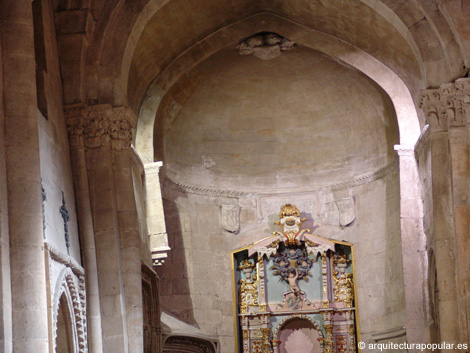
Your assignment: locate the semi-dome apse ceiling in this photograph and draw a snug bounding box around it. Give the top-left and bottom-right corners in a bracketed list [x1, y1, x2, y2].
[155, 44, 399, 192]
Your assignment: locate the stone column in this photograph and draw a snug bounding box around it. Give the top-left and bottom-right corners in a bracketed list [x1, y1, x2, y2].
[0, 12, 12, 353]
[420, 87, 461, 343]
[1, 0, 49, 352]
[440, 79, 470, 342]
[65, 104, 104, 353]
[394, 144, 430, 348]
[115, 147, 144, 353]
[144, 162, 170, 266]
[67, 104, 143, 353]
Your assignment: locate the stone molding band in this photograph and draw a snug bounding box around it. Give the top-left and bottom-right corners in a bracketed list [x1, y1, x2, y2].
[44, 241, 85, 276]
[163, 159, 399, 198]
[46, 241, 88, 353]
[163, 177, 253, 198]
[320, 159, 398, 193]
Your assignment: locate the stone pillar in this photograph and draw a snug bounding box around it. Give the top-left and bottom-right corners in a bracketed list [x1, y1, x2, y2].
[394, 144, 430, 348]
[440, 79, 470, 342]
[144, 162, 170, 266]
[66, 103, 143, 353]
[0, 13, 12, 353]
[65, 104, 104, 353]
[115, 148, 143, 353]
[420, 85, 464, 343]
[1, 0, 49, 352]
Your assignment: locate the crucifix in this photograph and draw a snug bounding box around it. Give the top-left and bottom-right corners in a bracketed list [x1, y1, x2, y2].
[59, 191, 70, 254]
[41, 183, 46, 238]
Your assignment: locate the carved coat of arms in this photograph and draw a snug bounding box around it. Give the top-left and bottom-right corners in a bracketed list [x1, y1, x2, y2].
[221, 204, 240, 233]
[335, 197, 355, 227]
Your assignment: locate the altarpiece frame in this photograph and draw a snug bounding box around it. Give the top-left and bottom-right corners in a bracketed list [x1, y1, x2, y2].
[231, 204, 360, 353]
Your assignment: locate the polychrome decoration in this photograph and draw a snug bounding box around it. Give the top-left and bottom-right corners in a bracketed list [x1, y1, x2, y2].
[233, 204, 357, 353]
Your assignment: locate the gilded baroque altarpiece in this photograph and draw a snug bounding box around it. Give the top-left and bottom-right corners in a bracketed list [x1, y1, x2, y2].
[232, 204, 358, 353]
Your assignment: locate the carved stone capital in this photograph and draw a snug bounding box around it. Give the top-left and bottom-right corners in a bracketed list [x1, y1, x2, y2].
[65, 103, 136, 150]
[144, 161, 163, 175]
[394, 144, 415, 157]
[420, 89, 447, 133]
[420, 78, 470, 133]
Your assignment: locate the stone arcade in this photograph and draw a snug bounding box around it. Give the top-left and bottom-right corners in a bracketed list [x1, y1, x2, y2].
[0, 0, 470, 352]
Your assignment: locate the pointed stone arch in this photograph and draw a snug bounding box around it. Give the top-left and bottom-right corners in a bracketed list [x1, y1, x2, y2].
[52, 268, 87, 353]
[56, 292, 75, 353]
[134, 13, 421, 165]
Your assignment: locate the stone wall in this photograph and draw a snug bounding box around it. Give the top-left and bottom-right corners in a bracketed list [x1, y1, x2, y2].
[35, 0, 85, 351]
[39, 104, 80, 264]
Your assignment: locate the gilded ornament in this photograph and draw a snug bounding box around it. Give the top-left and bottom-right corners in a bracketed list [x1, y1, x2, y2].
[332, 254, 354, 308]
[238, 259, 259, 313]
[260, 328, 272, 353]
[273, 204, 309, 246]
[234, 205, 357, 353]
[323, 324, 334, 353]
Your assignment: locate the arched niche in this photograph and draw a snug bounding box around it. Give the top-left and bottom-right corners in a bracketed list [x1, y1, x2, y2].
[275, 316, 323, 353]
[52, 268, 86, 353]
[56, 293, 75, 353]
[134, 14, 421, 167]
